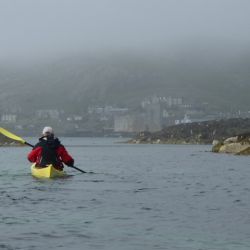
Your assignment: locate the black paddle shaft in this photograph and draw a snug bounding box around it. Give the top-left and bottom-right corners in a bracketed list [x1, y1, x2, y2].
[68, 165, 87, 173]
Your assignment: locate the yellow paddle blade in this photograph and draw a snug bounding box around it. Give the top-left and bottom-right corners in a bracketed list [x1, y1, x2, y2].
[0, 127, 26, 144]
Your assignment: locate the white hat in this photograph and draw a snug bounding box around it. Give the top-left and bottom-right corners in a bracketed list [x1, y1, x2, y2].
[42, 126, 53, 135]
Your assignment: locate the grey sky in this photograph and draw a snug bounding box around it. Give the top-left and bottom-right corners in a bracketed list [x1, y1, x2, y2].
[0, 0, 250, 60]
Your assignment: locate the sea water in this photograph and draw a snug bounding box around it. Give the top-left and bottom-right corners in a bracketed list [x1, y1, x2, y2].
[0, 137, 250, 250]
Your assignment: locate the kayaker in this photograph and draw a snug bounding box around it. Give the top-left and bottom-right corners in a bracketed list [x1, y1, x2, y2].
[27, 126, 74, 170]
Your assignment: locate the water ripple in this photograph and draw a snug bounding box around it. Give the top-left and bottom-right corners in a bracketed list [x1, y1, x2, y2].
[1, 142, 250, 250]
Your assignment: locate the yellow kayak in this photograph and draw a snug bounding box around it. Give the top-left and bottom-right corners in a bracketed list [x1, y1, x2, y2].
[31, 163, 66, 178]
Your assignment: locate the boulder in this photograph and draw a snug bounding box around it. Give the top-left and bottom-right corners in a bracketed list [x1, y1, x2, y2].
[236, 146, 250, 155]
[212, 133, 250, 155]
[212, 140, 223, 153]
[218, 143, 250, 154]
[223, 136, 238, 144]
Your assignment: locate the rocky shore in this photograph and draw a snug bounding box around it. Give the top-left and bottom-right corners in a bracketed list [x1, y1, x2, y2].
[128, 118, 250, 155]
[212, 133, 250, 155]
[0, 134, 23, 146]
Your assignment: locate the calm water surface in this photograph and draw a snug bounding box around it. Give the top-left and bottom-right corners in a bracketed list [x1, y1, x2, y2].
[0, 137, 250, 250]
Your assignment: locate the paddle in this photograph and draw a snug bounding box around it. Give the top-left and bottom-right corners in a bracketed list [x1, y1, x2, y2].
[0, 127, 34, 147]
[0, 127, 87, 174]
[67, 165, 86, 173]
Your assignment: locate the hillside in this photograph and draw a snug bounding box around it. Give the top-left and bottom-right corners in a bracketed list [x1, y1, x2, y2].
[1, 48, 250, 113]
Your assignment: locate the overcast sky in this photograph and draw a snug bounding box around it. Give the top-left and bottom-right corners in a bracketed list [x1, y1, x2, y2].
[0, 0, 250, 60]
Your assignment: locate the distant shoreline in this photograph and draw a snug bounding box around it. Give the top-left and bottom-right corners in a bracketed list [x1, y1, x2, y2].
[127, 118, 250, 145]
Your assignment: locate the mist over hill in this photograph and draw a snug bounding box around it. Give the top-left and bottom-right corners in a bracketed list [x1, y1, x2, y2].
[1, 46, 250, 114]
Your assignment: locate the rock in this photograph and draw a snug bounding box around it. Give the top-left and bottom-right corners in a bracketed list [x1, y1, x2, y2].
[212, 140, 223, 153]
[236, 146, 250, 155]
[212, 140, 220, 146]
[0, 134, 23, 146]
[224, 136, 238, 144]
[218, 142, 249, 154]
[128, 118, 250, 149]
[213, 132, 250, 155]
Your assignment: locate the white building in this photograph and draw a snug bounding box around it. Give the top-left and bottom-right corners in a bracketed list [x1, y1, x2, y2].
[36, 109, 60, 120]
[1, 114, 17, 123]
[114, 114, 146, 133]
[175, 114, 192, 125]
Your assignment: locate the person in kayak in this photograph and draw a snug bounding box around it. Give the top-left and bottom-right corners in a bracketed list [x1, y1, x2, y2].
[27, 126, 74, 170]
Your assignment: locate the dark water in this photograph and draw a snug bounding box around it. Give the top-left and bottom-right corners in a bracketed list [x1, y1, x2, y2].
[0, 138, 250, 250]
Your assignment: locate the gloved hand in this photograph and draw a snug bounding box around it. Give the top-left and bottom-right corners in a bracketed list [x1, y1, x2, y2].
[67, 160, 74, 167]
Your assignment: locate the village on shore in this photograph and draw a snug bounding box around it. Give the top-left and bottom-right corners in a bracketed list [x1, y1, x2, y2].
[1, 95, 250, 137]
[1, 116, 250, 155]
[1, 94, 250, 155]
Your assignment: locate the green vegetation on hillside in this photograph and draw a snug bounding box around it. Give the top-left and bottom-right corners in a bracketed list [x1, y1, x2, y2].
[1, 49, 250, 113]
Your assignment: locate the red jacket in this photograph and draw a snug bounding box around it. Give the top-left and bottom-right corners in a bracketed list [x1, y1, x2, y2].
[28, 138, 74, 170]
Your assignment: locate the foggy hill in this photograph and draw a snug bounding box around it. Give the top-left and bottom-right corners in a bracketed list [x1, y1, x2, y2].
[0, 48, 250, 113]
